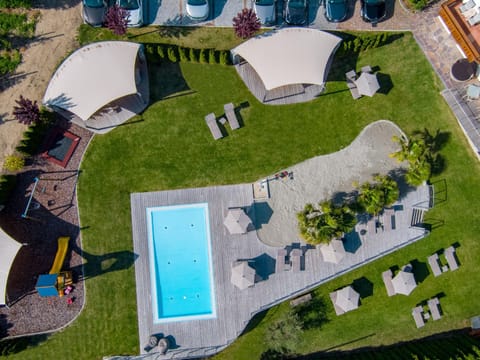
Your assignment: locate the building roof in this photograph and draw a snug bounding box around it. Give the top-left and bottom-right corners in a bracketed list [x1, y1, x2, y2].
[231, 28, 342, 91]
[43, 41, 142, 121]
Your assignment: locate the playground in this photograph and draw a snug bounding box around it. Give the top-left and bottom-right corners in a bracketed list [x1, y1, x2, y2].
[0, 122, 92, 337]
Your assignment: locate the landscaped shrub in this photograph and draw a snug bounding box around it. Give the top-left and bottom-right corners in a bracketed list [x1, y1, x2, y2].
[157, 44, 165, 60]
[355, 174, 399, 216]
[3, 155, 24, 172]
[264, 311, 303, 353]
[12, 95, 40, 125]
[0, 50, 21, 76]
[16, 108, 56, 156]
[208, 48, 216, 64]
[337, 32, 395, 57]
[178, 46, 188, 62]
[188, 47, 197, 62]
[105, 4, 129, 36]
[167, 46, 178, 62]
[199, 48, 207, 64]
[219, 50, 230, 65]
[232, 8, 261, 39]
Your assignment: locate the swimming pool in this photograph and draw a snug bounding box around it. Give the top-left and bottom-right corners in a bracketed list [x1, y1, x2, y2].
[146, 203, 216, 323]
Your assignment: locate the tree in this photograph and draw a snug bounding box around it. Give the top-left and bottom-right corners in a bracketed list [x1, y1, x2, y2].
[356, 174, 399, 216]
[297, 201, 357, 245]
[105, 4, 129, 36]
[12, 95, 40, 125]
[390, 135, 432, 186]
[265, 312, 303, 353]
[232, 8, 261, 39]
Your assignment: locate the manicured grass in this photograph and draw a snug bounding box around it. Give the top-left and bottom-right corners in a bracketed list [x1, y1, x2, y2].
[4, 31, 480, 359]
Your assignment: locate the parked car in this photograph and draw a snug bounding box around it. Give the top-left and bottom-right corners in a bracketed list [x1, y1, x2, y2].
[360, 0, 386, 23]
[186, 0, 209, 21]
[284, 0, 308, 25]
[325, 0, 348, 22]
[117, 0, 143, 27]
[82, 0, 107, 27]
[253, 0, 276, 25]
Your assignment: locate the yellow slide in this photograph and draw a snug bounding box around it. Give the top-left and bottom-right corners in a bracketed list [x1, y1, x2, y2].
[49, 236, 70, 274]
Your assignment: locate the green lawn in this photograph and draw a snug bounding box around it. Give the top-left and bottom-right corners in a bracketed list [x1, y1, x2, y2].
[3, 31, 480, 359]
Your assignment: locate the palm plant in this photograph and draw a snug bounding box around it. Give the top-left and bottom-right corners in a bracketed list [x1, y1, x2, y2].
[297, 201, 356, 245]
[105, 4, 129, 36]
[232, 8, 261, 39]
[390, 135, 432, 186]
[356, 174, 399, 216]
[12, 95, 40, 125]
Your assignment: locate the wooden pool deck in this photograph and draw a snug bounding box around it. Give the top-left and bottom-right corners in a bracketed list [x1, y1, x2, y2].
[131, 183, 430, 359]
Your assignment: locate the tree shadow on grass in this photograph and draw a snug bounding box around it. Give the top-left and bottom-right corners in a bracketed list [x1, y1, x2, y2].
[147, 60, 195, 103]
[0, 333, 49, 355]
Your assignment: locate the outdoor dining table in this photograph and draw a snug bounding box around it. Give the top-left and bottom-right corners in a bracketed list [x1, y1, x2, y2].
[451, 58, 477, 82]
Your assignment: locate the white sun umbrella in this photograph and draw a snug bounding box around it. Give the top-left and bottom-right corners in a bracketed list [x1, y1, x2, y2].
[355, 72, 380, 97]
[320, 239, 346, 264]
[335, 285, 360, 312]
[392, 270, 417, 296]
[231, 262, 256, 290]
[224, 208, 252, 235]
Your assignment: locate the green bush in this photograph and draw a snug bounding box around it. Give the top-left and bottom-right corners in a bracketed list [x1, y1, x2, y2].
[188, 47, 197, 62]
[178, 46, 188, 62]
[208, 48, 216, 64]
[199, 48, 207, 64]
[219, 50, 230, 65]
[337, 32, 393, 57]
[167, 46, 177, 62]
[157, 44, 165, 60]
[16, 109, 56, 156]
[0, 0, 32, 8]
[3, 155, 24, 172]
[0, 50, 21, 76]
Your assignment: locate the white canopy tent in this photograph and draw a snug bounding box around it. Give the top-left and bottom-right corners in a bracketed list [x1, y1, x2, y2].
[43, 41, 142, 121]
[0, 227, 22, 306]
[231, 28, 342, 91]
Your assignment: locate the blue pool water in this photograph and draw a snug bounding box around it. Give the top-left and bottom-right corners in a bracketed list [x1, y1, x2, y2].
[147, 203, 216, 323]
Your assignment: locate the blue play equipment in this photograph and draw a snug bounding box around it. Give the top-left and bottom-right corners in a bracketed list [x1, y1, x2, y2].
[22, 177, 39, 219]
[35, 274, 59, 297]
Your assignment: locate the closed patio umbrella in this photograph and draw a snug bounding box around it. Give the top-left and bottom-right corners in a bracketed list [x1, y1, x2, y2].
[231, 261, 256, 290]
[224, 208, 252, 234]
[392, 269, 417, 296]
[320, 239, 345, 264]
[355, 72, 380, 97]
[335, 285, 360, 312]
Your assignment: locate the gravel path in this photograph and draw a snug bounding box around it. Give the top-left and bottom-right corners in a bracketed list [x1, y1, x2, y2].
[256, 120, 406, 247]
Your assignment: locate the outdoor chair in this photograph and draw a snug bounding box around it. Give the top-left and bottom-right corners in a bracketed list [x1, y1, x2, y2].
[275, 249, 290, 272]
[427, 253, 443, 277]
[461, 0, 475, 12]
[382, 269, 395, 297]
[205, 113, 223, 140]
[466, 84, 480, 100]
[468, 11, 480, 26]
[361, 65, 373, 73]
[345, 70, 357, 81]
[382, 208, 395, 231]
[224, 103, 241, 130]
[367, 217, 377, 235]
[412, 306, 425, 328]
[445, 246, 459, 270]
[427, 297, 442, 320]
[349, 86, 362, 100]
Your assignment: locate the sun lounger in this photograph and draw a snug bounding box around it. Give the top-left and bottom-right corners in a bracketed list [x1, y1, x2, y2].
[428, 297, 442, 320]
[468, 11, 480, 26]
[382, 269, 395, 297]
[290, 249, 302, 272]
[224, 103, 240, 130]
[275, 249, 289, 272]
[361, 65, 372, 73]
[461, 0, 475, 12]
[445, 246, 459, 271]
[383, 208, 395, 231]
[205, 113, 223, 140]
[412, 306, 425, 328]
[346, 70, 357, 81]
[427, 253, 442, 277]
[367, 217, 377, 235]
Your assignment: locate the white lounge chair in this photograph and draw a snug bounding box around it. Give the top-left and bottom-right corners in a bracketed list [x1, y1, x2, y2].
[445, 246, 459, 271]
[460, 0, 475, 12]
[224, 103, 240, 130]
[290, 249, 302, 272]
[382, 269, 395, 297]
[275, 249, 289, 272]
[468, 11, 480, 26]
[428, 298, 442, 320]
[412, 306, 425, 328]
[427, 253, 442, 277]
[205, 113, 223, 140]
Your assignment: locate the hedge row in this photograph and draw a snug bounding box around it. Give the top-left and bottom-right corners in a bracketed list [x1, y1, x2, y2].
[337, 32, 392, 56]
[144, 43, 231, 65]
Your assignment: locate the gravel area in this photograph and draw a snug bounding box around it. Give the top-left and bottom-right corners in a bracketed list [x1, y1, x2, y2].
[256, 120, 406, 247]
[0, 118, 92, 338]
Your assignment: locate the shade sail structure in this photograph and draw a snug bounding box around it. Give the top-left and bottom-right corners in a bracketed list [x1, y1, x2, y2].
[392, 270, 417, 296]
[0, 227, 22, 305]
[335, 286, 360, 312]
[43, 41, 142, 121]
[354, 72, 380, 97]
[231, 262, 256, 290]
[320, 239, 346, 264]
[231, 28, 342, 91]
[224, 208, 252, 235]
